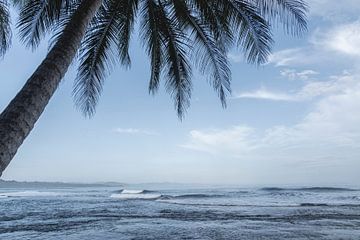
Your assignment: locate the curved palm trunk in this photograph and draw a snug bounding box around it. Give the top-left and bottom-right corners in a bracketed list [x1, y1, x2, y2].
[0, 0, 103, 176]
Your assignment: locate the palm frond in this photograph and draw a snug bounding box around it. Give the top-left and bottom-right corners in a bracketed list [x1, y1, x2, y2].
[156, 0, 192, 119]
[254, 0, 308, 35]
[73, 0, 124, 117]
[171, 0, 231, 107]
[140, 0, 164, 94]
[117, 0, 139, 67]
[223, 0, 273, 64]
[11, 0, 28, 7]
[190, 0, 234, 51]
[12, 0, 307, 119]
[48, 0, 81, 50]
[17, 0, 76, 49]
[0, 0, 11, 57]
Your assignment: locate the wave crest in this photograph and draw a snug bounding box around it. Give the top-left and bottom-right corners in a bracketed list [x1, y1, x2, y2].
[110, 189, 161, 200]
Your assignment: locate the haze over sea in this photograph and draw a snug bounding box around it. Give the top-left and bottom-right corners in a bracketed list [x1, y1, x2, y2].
[1, 182, 360, 239]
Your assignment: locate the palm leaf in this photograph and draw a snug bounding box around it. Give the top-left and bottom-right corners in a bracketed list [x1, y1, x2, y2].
[14, 0, 308, 119]
[0, 0, 11, 57]
[222, 0, 273, 64]
[117, 0, 139, 67]
[190, 0, 234, 51]
[17, 0, 75, 49]
[255, 0, 308, 35]
[140, 0, 164, 94]
[156, 0, 192, 118]
[171, 0, 231, 106]
[48, 1, 81, 51]
[73, 0, 129, 117]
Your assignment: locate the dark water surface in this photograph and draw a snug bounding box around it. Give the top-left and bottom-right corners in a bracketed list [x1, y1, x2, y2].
[1, 186, 360, 239]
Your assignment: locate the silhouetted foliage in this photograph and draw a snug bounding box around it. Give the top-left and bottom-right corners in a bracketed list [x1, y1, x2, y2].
[12, 0, 308, 119]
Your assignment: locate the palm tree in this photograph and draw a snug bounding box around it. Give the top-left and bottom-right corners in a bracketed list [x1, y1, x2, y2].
[0, 0, 307, 176]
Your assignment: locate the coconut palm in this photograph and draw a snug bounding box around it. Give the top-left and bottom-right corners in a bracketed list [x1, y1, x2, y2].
[0, 0, 307, 176]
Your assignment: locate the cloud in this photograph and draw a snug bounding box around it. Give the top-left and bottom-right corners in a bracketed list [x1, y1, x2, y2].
[231, 18, 360, 71]
[268, 45, 334, 67]
[312, 21, 360, 57]
[114, 128, 159, 136]
[180, 126, 256, 155]
[309, 0, 360, 21]
[280, 69, 319, 81]
[267, 48, 307, 67]
[233, 88, 298, 101]
[184, 72, 360, 162]
[233, 71, 356, 102]
[297, 72, 356, 99]
[268, 20, 360, 67]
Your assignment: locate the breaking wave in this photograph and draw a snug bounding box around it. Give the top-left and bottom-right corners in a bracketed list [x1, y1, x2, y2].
[111, 189, 156, 194]
[110, 190, 224, 201]
[110, 189, 162, 200]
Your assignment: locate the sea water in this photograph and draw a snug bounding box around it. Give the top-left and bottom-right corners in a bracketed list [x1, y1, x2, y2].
[0, 186, 360, 239]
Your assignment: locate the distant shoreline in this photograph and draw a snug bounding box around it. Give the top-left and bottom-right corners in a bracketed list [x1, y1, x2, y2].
[0, 179, 122, 188]
[1, 180, 358, 191]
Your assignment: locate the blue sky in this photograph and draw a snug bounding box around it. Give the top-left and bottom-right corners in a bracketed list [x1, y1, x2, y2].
[1, 0, 360, 186]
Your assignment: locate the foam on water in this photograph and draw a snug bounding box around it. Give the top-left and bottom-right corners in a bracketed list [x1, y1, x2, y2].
[121, 189, 145, 194]
[111, 193, 162, 200]
[110, 190, 226, 201]
[0, 191, 65, 198]
[110, 189, 162, 200]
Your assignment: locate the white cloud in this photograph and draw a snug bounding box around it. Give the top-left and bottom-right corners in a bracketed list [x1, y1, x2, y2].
[181, 126, 256, 155]
[280, 69, 319, 81]
[267, 48, 308, 67]
[297, 73, 356, 99]
[233, 71, 356, 102]
[268, 45, 335, 67]
[233, 88, 298, 101]
[184, 72, 360, 162]
[233, 18, 360, 71]
[269, 19, 360, 67]
[114, 128, 159, 136]
[312, 21, 360, 57]
[309, 0, 360, 21]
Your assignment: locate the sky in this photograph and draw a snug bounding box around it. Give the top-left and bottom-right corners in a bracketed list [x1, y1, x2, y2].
[1, 0, 360, 186]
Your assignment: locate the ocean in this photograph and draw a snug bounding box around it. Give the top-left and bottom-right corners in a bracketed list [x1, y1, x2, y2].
[0, 185, 360, 239]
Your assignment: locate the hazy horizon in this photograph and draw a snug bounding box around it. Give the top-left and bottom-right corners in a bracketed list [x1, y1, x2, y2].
[2, 179, 360, 190]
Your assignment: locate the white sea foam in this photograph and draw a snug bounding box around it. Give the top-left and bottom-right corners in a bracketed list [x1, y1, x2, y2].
[111, 193, 162, 200]
[121, 189, 145, 194]
[110, 189, 162, 200]
[0, 191, 64, 198]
